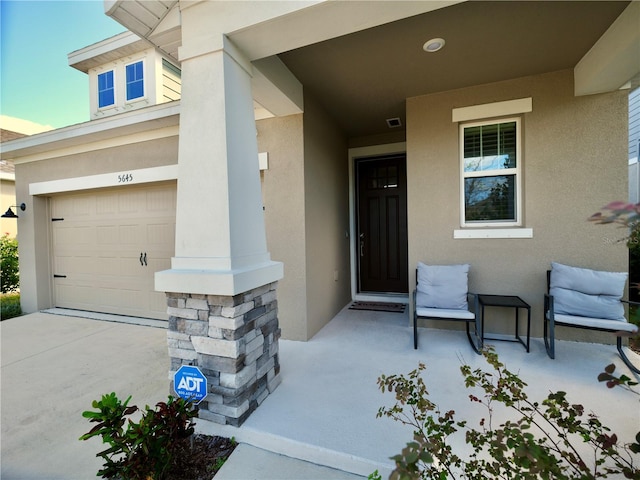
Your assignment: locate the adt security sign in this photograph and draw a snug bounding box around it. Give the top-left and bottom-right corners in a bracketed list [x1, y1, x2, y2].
[174, 365, 207, 404]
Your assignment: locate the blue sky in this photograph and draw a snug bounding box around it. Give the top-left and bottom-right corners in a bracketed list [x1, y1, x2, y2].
[1, 0, 126, 130]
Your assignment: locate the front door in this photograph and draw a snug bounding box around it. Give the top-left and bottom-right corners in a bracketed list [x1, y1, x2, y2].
[356, 154, 408, 293]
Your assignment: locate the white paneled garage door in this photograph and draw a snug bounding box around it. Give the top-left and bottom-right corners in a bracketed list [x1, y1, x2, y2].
[51, 183, 176, 320]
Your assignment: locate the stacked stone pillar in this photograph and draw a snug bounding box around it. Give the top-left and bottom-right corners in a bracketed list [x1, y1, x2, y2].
[157, 11, 284, 427]
[166, 282, 281, 426]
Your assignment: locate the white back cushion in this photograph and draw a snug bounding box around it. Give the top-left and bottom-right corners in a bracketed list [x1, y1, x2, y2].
[550, 262, 627, 321]
[416, 263, 469, 310]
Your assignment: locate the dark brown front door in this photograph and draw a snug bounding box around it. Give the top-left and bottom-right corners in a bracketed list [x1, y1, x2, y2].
[356, 154, 408, 293]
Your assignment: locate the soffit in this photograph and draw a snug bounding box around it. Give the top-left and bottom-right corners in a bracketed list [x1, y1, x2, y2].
[105, 0, 180, 61]
[277, 1, 631, 138]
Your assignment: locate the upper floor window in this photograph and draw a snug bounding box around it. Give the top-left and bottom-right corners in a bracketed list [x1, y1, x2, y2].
[460, 118, 521, 226]
[126, 61, 144, 101]
[98, 70, 115, 108]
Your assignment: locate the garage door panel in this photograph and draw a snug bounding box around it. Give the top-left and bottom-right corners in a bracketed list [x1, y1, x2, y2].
[149, 291, 168, 314]
[147, 222, 174, 245]
[96, 225, 120, 245]
[52, 184, 176, 320]
[118, 191, 142, 214]
[56, 284, 94, 306]
[117, 224, 143, 245]
[96, 192, 119, 216]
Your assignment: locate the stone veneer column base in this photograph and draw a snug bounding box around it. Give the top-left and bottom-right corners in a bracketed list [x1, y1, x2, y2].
[166, 282, 281, 426]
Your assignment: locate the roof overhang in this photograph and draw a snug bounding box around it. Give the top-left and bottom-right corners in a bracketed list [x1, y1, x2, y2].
[68, 31, 151, 73]
[574, 1, 640, 95]
[0, 102, 180, 162]
[102, 1, 640, 137]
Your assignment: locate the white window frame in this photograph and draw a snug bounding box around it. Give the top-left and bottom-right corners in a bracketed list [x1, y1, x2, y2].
[459, 117, 522, 228]
[124, 59, 146, 103]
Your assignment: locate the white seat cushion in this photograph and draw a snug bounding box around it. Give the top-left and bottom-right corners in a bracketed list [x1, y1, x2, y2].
[547, 312, 638, 334]
[416, 307, 475, 320]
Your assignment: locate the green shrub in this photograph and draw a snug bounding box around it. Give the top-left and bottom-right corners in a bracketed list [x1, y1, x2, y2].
[0, 234, 19, 293]
[376, 349, 639, 479]
[0, 292, 21, 320]
[80, 393, 198, 479]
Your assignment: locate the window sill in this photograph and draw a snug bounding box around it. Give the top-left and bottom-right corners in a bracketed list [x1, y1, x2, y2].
[454, 228, 533, 239]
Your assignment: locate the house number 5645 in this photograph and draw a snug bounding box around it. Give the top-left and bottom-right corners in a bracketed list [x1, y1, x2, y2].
[118, 173, 133, 183]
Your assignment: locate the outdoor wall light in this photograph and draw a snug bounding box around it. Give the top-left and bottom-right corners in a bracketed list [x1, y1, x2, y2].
[1, 203, 26, 219]
[423, 38, 445, 53]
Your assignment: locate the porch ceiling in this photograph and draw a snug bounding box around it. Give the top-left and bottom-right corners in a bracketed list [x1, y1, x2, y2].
[277, 0, 632, 138]
[105, 1, 635, 140]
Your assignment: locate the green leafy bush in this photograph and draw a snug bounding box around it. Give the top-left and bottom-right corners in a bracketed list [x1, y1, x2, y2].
[80, 393, 197, 479]
[1, 292, 22, 320]
[376, 349, 639, 479]
[0, 234, 19, 293]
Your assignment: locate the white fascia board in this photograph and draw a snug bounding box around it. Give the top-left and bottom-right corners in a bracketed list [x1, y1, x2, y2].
[1, 102, 180, 161]
[68, 31, 146, 71]
[29, 165, 178, 196]
[575, 2, 640, 96]
[228, 0, 466, 61]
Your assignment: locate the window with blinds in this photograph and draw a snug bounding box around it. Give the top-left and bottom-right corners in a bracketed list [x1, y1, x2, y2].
[460, 118, 521, 226]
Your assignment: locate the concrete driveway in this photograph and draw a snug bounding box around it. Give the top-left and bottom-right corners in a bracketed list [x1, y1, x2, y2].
[1, 312, 169, 480]
[3, 308, 640, 480]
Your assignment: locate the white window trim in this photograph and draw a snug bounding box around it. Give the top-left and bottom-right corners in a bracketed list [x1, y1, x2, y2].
[452, 97, 532, 123]
[452, 97, 533, 238]
[459, 117, 522, 228]
[453, 228, 533, 239]
[124, 59, 146, 104]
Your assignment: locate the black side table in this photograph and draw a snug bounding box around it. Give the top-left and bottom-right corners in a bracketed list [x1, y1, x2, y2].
[478, 294, 531, 352]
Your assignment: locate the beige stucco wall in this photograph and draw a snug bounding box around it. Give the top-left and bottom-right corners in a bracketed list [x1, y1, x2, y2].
[258, 114, 308, 340]
[407, 69, 629, 340]
[259, 96, 351, 341]
[303, 96, 351, 339]
[14, 136, 178, 314]
[1, 178, 17, 238]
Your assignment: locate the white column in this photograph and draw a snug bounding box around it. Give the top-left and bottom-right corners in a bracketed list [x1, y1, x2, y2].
[156, 36, 282, 296]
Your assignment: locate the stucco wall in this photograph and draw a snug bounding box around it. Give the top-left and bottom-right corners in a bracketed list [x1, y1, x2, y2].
[303, 96, 351, 339]
[407, 69, 628, 340]
[257, 114, 308, 341]
[14, 136, 178, 314]
[258, 98, 350, 341]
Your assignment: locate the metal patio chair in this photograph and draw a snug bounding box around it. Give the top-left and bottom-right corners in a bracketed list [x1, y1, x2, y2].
[413, 262, 482, 354]
[544, 262, 639, 374]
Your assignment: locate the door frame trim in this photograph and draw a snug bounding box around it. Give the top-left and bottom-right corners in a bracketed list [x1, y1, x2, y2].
[348, 142, 408, 303]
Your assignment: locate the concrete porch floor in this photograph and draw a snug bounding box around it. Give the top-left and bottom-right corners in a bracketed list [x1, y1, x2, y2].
[208, 305, 640, 479]
[1, 308, 639, 479]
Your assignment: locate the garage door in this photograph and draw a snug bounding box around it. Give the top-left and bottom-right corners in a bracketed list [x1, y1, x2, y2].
[51, 183, 176, 320]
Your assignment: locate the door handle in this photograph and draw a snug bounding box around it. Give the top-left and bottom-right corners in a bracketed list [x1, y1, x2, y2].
[140, 252, 144, 266]
[143, 252, 147, 266]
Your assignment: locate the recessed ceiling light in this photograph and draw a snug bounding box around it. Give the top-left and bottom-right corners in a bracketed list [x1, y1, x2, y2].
[423, 38, 445, 53]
